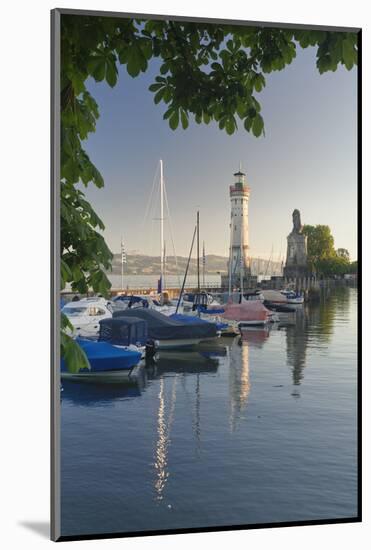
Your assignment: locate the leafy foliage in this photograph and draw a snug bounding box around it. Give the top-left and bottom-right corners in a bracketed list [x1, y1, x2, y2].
[349, 260, 358, 274]
[60, 313, 90, 374]
[302, 225, 354, 276]
[336, 248, 350, 261]
[60, 15, 358, 370]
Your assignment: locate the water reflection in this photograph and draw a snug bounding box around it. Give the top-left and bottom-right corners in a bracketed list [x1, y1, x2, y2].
[240, 326, 270, 347]
[147, 350, 220, 376]
[229, 337, 250, 432]
[150, 347, 225, 502]
[286, 307, 308, 393]
[61, 375, 146, 406]
[193, 373, 201, 456]
[154, 375, 178, 501]
[285, 287, 353, 396]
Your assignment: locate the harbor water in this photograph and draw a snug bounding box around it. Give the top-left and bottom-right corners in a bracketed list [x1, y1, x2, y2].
[60, 286, 358, 536]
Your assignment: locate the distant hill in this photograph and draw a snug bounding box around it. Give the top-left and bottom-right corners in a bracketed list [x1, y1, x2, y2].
[111, 253, 283, 276]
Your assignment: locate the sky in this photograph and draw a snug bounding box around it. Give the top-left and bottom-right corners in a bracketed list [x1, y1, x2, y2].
[82, 34, 358, 261]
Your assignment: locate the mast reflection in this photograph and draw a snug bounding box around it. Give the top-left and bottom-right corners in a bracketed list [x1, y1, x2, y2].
[149, 349, 225, 501]
[154, 375, 178, 501]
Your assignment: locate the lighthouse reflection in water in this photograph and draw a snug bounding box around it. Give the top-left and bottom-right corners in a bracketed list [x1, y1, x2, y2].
[61, 288, 358, 537]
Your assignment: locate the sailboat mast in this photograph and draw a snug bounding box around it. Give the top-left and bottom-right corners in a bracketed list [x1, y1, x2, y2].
[160, 159, 164, 290]
[202, 241, 206, 288]
[197, 210, 200, 293]
[176, 224, 197, 314]
[121, 236, 124, 291]
[163, 240, 166, 290]
[240, 239, 244, 298]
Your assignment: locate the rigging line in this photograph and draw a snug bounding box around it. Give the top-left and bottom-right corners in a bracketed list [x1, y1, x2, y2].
[142, 161, 160, 230]
[163, 177, 181, 288]
[148, 175, 162, 260]
[264, 244, 274, 277]
[277, 242, 283, 275]
[176, 224, 197, 314]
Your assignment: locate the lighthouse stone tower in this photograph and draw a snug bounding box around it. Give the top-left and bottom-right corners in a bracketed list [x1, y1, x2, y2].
[228, 168, 251, 288]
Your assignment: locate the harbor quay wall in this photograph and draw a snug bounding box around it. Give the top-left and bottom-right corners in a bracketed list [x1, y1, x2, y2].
[61, 277, 355, 303]
[61, 285, 222, 301]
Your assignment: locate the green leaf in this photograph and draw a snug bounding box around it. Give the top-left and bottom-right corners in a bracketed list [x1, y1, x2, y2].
[149, 83, 163, 92]
[203, 112, 211, 124]
[342, 38, 355, 70]
[163, 107, 174, 120]
[88, 56, 106, 82]
[61, 331, 90, 374]
[244, 117, 252, 131]
[225, 116, 236, 135]
[252, 113, 264, 137]
[253, 73, 265, 92]
[236, 101, 247, 119]
[160, 62, 169, 74]
[154, 88, 165, 104]
[180, 109, 189, 129]
[61, 260, 72, 287]
[169, 109, 179, 130]
[105, 59, 117, 87]
[126, 46, 143, 77]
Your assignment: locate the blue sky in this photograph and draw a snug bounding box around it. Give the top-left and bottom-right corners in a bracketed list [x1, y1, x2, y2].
[82, 37, 357, 261]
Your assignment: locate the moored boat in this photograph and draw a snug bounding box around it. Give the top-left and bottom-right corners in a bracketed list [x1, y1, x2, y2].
[280, 289, 305, 304]
[113, 293, 176, 315]
[221, 298, 271, 327]
[61, 338, 142, 381]
[112, 308, 218, 349]
[170, 312, 227, 336]
[61, 297, 113, 338]
[99, 316, 157, 358]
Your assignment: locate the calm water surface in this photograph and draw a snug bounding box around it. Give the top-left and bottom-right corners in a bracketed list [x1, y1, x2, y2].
[61, 287, 358, 536]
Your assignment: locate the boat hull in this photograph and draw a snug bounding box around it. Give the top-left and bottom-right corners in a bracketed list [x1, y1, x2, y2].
[61, 365, 142, 383]
[238, 320, 267, 327]
[157, 338, 206, 349]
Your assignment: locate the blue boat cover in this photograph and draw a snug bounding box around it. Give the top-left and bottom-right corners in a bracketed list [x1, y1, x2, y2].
[170, 313, 228, 332]
[61, 338, 141, 373]
[112, 308, 217, 340]
[99, 317, 148, 346]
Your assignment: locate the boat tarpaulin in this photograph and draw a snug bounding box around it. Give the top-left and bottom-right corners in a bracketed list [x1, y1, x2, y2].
[170, 313, 228, 332]
[221, 298, 270, 322]
[113, 309, 217, 340]
[99, 317, 148, 346]
[61, 338, 141, 372]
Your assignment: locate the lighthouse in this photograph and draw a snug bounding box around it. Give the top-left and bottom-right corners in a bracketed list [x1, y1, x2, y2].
[228, 166, 251, 289]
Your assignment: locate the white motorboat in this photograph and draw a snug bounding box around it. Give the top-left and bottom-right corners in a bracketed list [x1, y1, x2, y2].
[62, 297, 113, 338]
[280, 289, 305, 304]
[113, 294, 176, 315]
